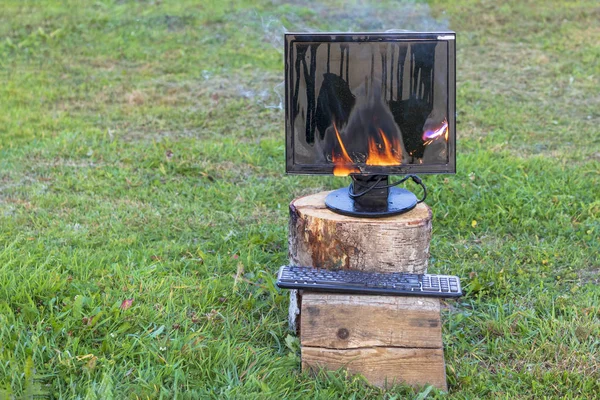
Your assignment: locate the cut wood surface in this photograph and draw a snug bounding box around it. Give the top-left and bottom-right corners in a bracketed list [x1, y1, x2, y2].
[302, 346, 447, 390]
[289, 191, 432, 273]
[301, 293, 441, 349]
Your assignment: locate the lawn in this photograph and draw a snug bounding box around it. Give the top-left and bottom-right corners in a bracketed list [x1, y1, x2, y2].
[0, 0, 599, 398]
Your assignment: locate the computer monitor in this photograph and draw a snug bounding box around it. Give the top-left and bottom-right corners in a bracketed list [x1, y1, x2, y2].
[285, 31, 455, 176]
[284, 32, 456, 216]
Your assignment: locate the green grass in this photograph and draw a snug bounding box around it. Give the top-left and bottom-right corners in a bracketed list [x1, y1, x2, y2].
[0, 0, 599, 398]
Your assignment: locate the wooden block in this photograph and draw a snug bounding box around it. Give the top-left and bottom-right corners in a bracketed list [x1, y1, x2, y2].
[302, 346, 447, 390]
[301, 293, 441, 349]
[300, 293, 446, 390]
[289, 191, 432, 273]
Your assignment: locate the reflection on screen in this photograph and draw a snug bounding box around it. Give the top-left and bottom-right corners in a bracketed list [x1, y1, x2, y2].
[289, 40, 449, 175]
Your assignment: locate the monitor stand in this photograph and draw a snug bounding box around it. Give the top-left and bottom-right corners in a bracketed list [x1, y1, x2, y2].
[325, 175, 418, 218]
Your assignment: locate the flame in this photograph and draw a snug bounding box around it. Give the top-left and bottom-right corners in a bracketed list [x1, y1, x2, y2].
[422, 119, 449, 143]
[366, 129, 402, 166]
[332, 122, 359, 176]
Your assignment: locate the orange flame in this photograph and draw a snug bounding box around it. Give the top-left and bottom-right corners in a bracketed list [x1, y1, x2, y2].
[332, 122, 360, 176]
[366, 129, 402, 166]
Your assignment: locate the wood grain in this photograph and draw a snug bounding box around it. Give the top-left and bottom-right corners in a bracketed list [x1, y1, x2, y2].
[289, 191, 432, 273]
[302, 346, 447, 390]
[301, 294, 442, 349]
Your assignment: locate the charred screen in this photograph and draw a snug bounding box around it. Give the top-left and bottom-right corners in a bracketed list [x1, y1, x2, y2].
[285, 33, 455, 175]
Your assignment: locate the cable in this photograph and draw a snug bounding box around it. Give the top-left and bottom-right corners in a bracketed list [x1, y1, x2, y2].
[348, 176, 385, 198]
[348, 175, 427, 203]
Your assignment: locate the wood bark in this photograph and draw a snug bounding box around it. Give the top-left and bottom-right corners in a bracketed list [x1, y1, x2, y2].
[289, 191, 432, 273]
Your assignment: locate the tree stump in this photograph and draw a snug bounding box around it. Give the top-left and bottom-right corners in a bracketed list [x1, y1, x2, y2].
[287, 190, 446, 390]
[289, 191, 432, 273]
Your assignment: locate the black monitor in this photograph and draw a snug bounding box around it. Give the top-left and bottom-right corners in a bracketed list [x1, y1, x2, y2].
[284, 32, 456, 217]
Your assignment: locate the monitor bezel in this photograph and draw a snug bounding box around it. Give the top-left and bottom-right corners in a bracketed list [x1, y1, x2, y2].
[284, 31, 456, 175]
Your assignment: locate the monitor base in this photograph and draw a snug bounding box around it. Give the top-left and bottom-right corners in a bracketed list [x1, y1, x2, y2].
[325, 186, 418, 218]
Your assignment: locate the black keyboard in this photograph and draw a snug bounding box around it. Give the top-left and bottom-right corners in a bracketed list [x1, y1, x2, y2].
[276, 265, 462, 298]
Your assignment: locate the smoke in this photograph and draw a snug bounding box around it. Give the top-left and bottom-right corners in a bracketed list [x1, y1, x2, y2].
[236, 81, 284, 111]
[264, 81, 285, 110]
[258, 15, 288, 109]
[226, 1, 449, 110]
[267, 0, 449, 33]
[258, 0, 449, 57]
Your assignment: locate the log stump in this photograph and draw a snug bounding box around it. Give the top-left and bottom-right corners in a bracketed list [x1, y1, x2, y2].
[288, 190, 446, 390]
[289, 191, 432, 273]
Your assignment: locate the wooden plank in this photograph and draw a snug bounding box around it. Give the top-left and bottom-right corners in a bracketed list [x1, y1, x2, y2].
[302, 346, 447, 390]
[301, 293, 441, 349]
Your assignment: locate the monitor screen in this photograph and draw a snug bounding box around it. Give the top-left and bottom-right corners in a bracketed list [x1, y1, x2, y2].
[285, 32, 456, 175]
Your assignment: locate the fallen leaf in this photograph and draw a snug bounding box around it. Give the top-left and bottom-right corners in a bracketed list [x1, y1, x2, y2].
[86, 356, 98, 371]
[120, 298, 134, 310]
[205, 309, 219, 321]
[233, 262, 244, 288]
[76, 354, 95, 361]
